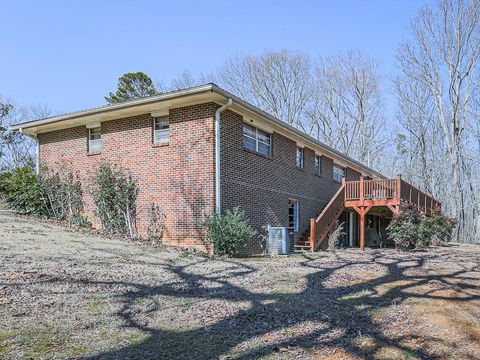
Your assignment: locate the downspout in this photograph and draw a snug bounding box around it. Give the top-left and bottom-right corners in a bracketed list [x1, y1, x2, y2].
[19, 128, 40, 176]
[215, 99, 233, 215]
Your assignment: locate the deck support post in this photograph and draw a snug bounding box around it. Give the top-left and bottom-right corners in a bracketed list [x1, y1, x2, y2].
[360, 210, 365, 251]
[352, 205, 371, 251]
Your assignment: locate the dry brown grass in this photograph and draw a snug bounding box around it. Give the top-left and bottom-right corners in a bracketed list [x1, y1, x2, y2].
[1, 212, 479, 359]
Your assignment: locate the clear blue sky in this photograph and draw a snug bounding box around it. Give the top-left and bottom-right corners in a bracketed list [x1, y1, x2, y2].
[1, 0, 433, 115]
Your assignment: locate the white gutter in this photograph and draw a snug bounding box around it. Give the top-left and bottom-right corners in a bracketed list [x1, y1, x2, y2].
[215, 99, 233, 214]
[19, 128, 40, 176]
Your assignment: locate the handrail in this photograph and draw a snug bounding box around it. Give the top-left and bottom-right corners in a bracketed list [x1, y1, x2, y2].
[310, 184, 345, 251]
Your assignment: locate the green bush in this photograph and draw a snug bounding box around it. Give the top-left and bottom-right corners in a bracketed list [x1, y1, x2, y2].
[419, 211, 457, 246]
[0, 166, 86, 224]
[386, 205, 423, 251]
[387, 205, 457, 251]
[0, 167, 47, 216]
[70, 214, 92, 228]
[203, 207, 257, 257]
[92, 164, 138, 238]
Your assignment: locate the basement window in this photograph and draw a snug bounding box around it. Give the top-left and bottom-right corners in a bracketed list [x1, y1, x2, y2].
[243, 123, 271, 156]
[88, 127, 102, 153]
[153, 117, 169, 145]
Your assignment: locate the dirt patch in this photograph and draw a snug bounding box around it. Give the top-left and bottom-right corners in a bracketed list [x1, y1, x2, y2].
[1, 212, 480, 359]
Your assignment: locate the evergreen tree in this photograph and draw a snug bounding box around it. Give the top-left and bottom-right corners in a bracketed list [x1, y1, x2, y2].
[105, 72, 157, 104]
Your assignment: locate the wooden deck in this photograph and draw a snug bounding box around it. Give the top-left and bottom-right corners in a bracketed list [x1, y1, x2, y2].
[308, 176, 441, 252]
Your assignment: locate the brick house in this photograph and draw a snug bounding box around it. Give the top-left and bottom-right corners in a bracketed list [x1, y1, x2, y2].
[12, 84, 441, 254]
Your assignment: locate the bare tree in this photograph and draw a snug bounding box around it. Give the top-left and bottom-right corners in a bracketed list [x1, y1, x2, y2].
[396, 0, 480, 242]
[0, 95, 51, 171]
[307, 51, 387, 168]
[215, 50, 313, 130]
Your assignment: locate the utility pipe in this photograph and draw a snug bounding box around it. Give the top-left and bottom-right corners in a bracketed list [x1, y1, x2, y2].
[215, 99, 233, 214]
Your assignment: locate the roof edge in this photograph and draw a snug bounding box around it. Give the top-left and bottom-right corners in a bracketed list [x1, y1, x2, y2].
[10, 83, 215, 130]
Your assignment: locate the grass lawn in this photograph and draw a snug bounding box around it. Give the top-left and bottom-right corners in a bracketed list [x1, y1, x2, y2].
[1, 212, 480, 359]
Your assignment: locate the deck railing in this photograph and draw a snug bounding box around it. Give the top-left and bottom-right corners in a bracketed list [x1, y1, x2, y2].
[344, 176, 441, 213]
[399, 179, 441, 213]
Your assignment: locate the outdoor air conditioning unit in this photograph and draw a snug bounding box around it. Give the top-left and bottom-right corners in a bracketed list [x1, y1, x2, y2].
[268, 226, 292, 255]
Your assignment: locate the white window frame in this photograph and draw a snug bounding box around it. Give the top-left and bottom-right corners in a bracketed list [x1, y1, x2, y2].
[153, 116, 170, 145]
[315, 155, 322, 176]
[296, 147, 304, 168]
[242, 123, 271, 156]
[288, 199, 299, 232]
[88, 127, 102, 154]
[333, 164, 345, 183]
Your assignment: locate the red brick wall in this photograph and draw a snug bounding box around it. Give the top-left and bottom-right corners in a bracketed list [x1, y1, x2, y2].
[38, 103, 217, 252]
[38, 101, 363, 255]
[219, 108, 362, 255]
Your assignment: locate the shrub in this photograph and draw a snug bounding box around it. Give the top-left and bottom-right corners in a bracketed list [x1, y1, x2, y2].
[328, 222, 346, 250]
[419, 211, 457, 246]
[92, 164, 138, 238]
[203, 207, 257, 257]
[146, 204, 166, 243]
[387, 204, 423, 251]
[0, 167, 86, 223]
[0, 167, 47, 216]
[40, 169, 83, 221]
[70, 214, 92, 228]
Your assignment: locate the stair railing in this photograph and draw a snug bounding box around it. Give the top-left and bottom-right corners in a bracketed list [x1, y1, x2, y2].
[309, 182, 346, 251]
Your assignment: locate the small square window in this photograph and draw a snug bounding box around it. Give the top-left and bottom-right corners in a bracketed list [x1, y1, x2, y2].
[153, 117, 169, 145]
[88, 127, 102, 153]
[296, 147, 304, 168]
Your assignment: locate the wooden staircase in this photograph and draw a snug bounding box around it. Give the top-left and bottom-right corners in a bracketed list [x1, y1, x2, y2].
[294, 227, 312, 252]
[298, 182, 346, 252]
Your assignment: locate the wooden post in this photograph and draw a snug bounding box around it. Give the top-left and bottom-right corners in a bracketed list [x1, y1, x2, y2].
[309, 218, 315, 252]
[360, 208, 365, 251]
[409, 183, 412, 204]
[417, 189, 420, 210]
[396, 174, 401, 204]
[359, 177, 364, 206]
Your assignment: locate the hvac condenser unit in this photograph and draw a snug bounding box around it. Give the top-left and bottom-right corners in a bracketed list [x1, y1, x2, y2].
[268, 226, 292, 255]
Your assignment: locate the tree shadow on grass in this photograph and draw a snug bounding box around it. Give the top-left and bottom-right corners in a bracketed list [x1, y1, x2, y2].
[58, 250, 480, 359]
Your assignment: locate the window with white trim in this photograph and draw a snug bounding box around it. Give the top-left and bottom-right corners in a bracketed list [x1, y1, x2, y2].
[296, 147, 304, 168]
[333, 165, 345, 183]
[315, 155, 322, 176]
[153, 117, 169, 145]
[88, 127, 102, 153]
[243, 123, 271, 156]
[288, 199, 299, 232]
